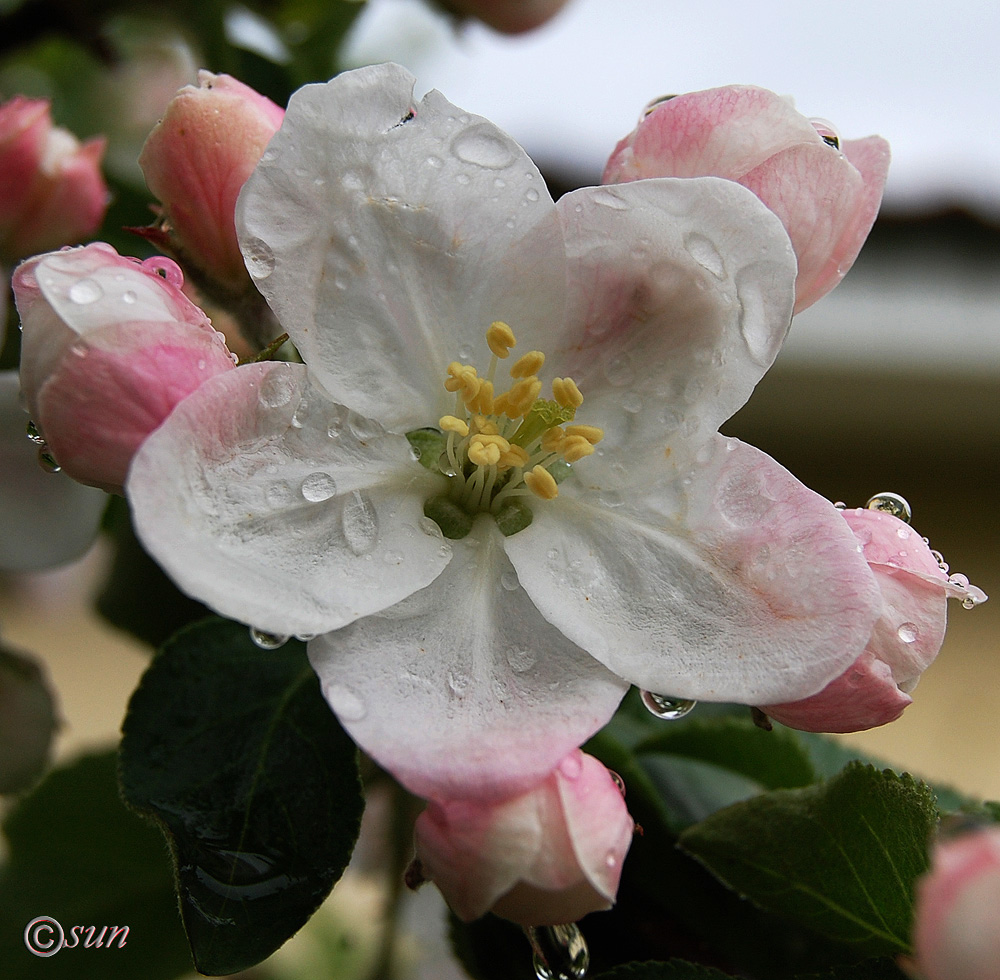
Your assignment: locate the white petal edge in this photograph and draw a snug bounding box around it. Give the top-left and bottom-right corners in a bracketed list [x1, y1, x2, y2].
[506, 436, 882, 704]
[236, 63, 566, 432]
[307, 515, 628, 801]
[128, 361, 451, 636]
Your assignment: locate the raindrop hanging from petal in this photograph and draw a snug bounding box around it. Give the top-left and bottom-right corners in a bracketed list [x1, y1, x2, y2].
[525, 923, 589, 980]
[640, 689, 697, 720]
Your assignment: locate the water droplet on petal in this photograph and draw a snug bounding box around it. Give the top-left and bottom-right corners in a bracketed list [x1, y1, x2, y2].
[122, 290, 137, 304]
[949, 572, 969, 588]
[243, 237, 276, 279]
[249, 627, 289, 649]
[141, 255, 184, 286]
[524, 187, 540, 203]
[342, 490, 378, 555]
[641, 93, 677, 119]
[736, 274, 777, 366]
[68, 278, 103, 304]
[258, 373, 295, 409]
[501, 570, 520, 592]
[810, 117, 842, 150]
[25, 419, 46, 446]
[833, 500, 847, 510]
[37, 449, 61, 473]
[604, 353, 635, 387]
[323, 682, 367, 721]
[684, 232, 726, 278]
[608, 770, 626, 796]
[640, 689, 697, 720]
[865, 492, 912, 524]
[897, 623, 919, 644]
[451, 125, 517, 169]
[526, 923, 589, 980]
[300, 472, 337, 502]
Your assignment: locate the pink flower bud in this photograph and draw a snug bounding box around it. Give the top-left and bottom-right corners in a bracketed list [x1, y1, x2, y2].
[139, 71, 284, 293]
[0, 96, 109, 263]
[412, 750, 633, 926]
[912, 827, 1000, 980]
[14, 243, 236, 494]
[762, 508, 986, 733]
[603, 86, 890, 313]
[438, 0, 571, 33]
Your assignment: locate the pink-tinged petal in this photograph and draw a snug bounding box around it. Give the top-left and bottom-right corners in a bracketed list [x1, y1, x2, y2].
[506, 437, 880, 705]
[236, 63, 565, 432]
[414, 751, 632, 926]
[552, 177, 795, 467]
[0, 98, 51, 233]
[307, 519, 627, 801]
[128, 362, 452, 637]
[0, 371, 105, 572]
[603, 86, 816, 185]
[139, 71, 284, 290]
[913, 828, 1000, 980]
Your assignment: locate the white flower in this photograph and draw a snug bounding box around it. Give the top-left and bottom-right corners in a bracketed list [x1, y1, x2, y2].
[127, 64, 880, 800]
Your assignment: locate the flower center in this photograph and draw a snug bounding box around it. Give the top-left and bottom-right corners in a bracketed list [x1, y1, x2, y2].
[410, 321, 603, 539]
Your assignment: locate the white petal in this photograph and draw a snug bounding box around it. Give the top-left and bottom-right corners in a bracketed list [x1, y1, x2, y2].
[128, 362, 451, 636]
[307, 516, 627, 800]
[237, 63, 566, 432]
[552, 178, 796, 469]
[506, 437, 881, 704]
[0, 371, 105, 571]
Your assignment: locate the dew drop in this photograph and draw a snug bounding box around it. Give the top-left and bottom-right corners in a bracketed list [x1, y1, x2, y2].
[897, 623, 919, 644]
[684, 232, 726, 278]
[323, 683, 367, 721]
[243, 237, 276, 279]
[68, 278, 103, 304]
[865, 492, 912, 524]
[37, 449, 61, 473]
[949, 572, 969, 588]
[326, 417, 343, 439]
[418, 515, 444, 539]
[592, 187, 628, 210]
[604, 353, 635, 387]
[640, 93, 677, 119]
[833, 501, 847, 510]
[609, 770, 626, 796]
[258, 373, 295, 409]
[736, 274, 776, 366]
[249, 627, 289, 649]
[810, 117, 842, 150]
[524, 187, 540, 203]
[25, 419, 46, 446]
[526, 923, 589, 980]
[141, 255, 184, 286]
[342, 490, 378, 555]
[640, 689, 697, 720]
[501, 569, 520, 592]
[300, 472, 337, 502]
[122, 290, 137, 304]
[451, 125, 517, 169]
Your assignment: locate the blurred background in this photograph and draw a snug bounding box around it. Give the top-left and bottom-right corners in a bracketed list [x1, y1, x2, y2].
[1, 0, 997, 977]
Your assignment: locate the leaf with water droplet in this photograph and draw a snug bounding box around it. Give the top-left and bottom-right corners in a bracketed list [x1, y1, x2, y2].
[120, 618, 364, 975]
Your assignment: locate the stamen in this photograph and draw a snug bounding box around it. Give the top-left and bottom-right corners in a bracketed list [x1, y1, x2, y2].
[552, 377, 583, 409]
[564, 424, 603, 445]
[486, 321, 517, 358]
[524, 465, 559, 500]
[468, 436, 504, 467]
[510, 350, 545, 378]
[439, 415, 470, 437]
[560, 435, 596, 462]
[497, 444, 529, 471]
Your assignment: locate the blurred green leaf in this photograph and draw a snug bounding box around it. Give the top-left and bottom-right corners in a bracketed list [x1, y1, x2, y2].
[0, 750, 191, 980]
[593, 961, 738, 980]
[679, 763, 938, 957]
[120, 618, 364, 975]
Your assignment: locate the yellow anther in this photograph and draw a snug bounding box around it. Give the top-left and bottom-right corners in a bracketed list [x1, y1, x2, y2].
[552, 377, 584, 409]
[445, 362, 478, 393]
[461, 377, 485, 411]
[468, 439, 502, 467]
[471, 415, 498, 435]
[473, 434, 511, 450]
[497, 444, 529, 471]
[486, 321, 517, 358]
[439, 415, 470, 437]
[540, 426, 565, 453]
[524, 465, 559, 501]
[564, 424, 603, 445]
[561, 435, 596, 462]
[510, 350, 545, 379]
[503, 377, 543, 418]
[471, 379, 495, 415]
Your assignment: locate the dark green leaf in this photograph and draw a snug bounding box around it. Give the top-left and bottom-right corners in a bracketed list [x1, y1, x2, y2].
[449, 913, 538, 980]
[593, 960, 738, 980]
[794, 958, 910, 980]
[637, 717, 817, 791]
[640, 755, 764, 828]
[679, 763, 938, 957]
[120, 618, 364, 975]
[0, 750, 190, 980]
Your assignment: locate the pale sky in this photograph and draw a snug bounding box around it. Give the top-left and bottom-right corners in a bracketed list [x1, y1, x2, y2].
[346, 0, 1000, 216]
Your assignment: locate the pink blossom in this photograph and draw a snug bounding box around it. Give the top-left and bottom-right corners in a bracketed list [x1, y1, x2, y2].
[911, 827, 1000, 980]
[139, 71, 284, 293]
[438, 0, 571, 33]
[762, 507, 986, 733]
[603, 86, 890, 313]
[412, 750, 633, 925]
[14, 243, 235, 494]
[0, 96, 108, 263]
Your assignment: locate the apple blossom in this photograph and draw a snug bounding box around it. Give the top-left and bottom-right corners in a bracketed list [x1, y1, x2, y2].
[603, 86, 890, 313]
[139, 71, 284, 297]
[761, 503, 986, 733]
[0, 96, 108, 263]
[14, 243, 236, 494]
[911, 826, 1000, 980]
[412, 750, 633, 926]
[125, 64, 881, 804]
